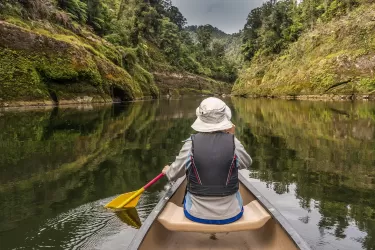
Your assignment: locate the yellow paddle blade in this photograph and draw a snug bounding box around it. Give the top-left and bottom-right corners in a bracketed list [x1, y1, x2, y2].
[105, 188, 144, 209]
[123, 194, 141, 208]
[115, 208, 142, 229]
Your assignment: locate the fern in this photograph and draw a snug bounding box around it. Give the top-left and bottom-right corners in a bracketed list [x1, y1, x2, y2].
[92, 17, 105, 29]
[57, 0, 87, 23]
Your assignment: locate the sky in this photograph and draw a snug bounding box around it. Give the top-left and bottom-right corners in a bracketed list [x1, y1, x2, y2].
[171, 0, 265, 34]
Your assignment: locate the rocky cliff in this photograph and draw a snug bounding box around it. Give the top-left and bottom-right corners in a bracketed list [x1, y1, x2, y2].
[0, 20, 162, 106]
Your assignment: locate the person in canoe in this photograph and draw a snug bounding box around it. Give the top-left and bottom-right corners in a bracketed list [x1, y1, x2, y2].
[162, 97, 252, 225]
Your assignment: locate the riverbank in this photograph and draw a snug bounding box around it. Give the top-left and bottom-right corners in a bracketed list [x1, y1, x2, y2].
[0, 19, 231, 107]
[233, 4, 375, 98]
[154, 71, 231, 97]
[240, 94, 375, 101]
[3, 92, 375, 108]
[0, 1, 238, 105]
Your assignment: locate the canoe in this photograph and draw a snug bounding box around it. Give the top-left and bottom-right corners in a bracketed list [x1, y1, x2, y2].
[127, 173, 311, 250]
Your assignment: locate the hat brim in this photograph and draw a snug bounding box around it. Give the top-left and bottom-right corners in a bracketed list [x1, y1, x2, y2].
[191, 117, 233, 133]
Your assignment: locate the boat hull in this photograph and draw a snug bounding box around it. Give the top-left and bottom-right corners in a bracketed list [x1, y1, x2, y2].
[128, 174, 311, 250]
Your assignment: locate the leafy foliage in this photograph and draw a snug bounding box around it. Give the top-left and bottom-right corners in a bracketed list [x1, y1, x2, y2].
[241, 0, 371, 61]
[57, 0, 88, 23]
[197, 25, 213, 50]
[0, 0, 240, 103]
[236, 1, 375, 97]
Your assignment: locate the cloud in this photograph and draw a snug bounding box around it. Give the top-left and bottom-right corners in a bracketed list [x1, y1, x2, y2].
[206, 2, 224, 13]
[171, 0, 265, 34]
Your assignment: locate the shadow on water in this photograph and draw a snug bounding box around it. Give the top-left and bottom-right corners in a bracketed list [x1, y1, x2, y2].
[0, 97, 374, 250]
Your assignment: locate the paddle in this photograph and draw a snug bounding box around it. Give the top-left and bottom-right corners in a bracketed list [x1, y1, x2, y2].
[105, 173, 165, 209]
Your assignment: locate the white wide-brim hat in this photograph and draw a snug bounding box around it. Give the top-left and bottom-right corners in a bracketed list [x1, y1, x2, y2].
[191, 97, 233, 133]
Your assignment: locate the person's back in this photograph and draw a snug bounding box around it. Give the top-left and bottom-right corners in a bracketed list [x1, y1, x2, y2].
[163, 97, 252, 224]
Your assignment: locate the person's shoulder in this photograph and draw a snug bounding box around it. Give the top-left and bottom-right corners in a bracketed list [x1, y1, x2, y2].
[182, 135, 193, 143]
[234, 136, 244, 146]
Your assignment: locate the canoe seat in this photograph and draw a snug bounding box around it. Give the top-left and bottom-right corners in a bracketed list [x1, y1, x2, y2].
[157, 201, 271, 233]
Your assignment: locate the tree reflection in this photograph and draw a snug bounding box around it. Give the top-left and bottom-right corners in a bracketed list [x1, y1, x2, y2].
[232, 98, 375, 250]
[0, 98, 374, 249]
[0, 99, 199, 243]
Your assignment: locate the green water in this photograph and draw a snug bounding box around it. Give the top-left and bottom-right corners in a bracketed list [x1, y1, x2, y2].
[0, 98, 374, 250]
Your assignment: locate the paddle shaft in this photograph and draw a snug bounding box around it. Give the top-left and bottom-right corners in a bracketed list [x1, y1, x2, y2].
[118, 173, 165, 208]
[144, 173, 165, 189]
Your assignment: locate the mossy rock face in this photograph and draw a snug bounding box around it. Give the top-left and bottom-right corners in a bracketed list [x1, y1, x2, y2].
[133, 64, 159, 98]
[0, 49, 50, 102]
[0, 21, 153, 104]
[154, 71, 231, 96]
[47, 83, 111, 104]
[233, 4, 375, 97]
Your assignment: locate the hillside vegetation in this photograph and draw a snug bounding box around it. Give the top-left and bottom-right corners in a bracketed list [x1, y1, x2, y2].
[0, 0, 237, 106]
[234, 0, 375, 99]
[3, 0, 373, 103]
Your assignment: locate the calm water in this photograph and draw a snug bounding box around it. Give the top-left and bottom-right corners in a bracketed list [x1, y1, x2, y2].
[0, 98, 374, 250]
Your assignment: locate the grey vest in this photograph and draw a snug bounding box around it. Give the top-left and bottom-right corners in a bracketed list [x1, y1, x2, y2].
[187, 132, 238, 197]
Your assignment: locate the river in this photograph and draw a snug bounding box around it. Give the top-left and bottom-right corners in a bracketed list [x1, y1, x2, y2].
[0, 97, 374, 250]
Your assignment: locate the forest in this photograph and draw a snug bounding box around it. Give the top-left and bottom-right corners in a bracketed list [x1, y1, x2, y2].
[241, 0, 368, 61]
[0, 0, 375, 103]
[0, 0, 238, 105]
[235, 0, 375, 98]
[1, 2, 375, 249]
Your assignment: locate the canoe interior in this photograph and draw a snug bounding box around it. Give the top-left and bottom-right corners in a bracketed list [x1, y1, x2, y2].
[138, 179, 300, 250]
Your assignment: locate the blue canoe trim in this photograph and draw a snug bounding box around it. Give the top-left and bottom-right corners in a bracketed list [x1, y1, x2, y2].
[183, 206, 244, 225]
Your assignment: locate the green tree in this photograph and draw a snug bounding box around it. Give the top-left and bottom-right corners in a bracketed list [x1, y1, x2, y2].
[242, 7, 262, 60]
[212, 41, 225, 59]
[158, 17, 181, 63]
[166, 6, 187, 30]
[197, 25, 212, 50]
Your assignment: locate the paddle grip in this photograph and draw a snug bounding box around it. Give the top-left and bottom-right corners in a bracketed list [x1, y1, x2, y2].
[144, 173, 165, 190]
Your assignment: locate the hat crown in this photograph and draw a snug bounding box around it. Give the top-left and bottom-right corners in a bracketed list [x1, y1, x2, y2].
[191, 97, 232, 132]
[196, 98, 231, 124]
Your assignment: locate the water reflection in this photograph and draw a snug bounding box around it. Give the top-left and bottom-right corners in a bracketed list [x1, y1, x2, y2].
[231, 98, 375, 250]
[0, 99, 199, 250]
[0, 98, 374, 250]
[115, 208, 142, 229]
